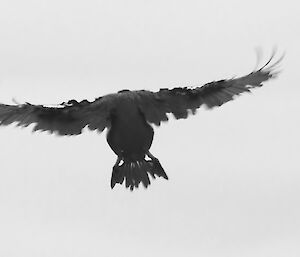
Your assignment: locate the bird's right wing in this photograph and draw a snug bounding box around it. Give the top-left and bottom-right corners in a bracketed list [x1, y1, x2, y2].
[135, 52, 283, 126]
[0, 94, 117, 136]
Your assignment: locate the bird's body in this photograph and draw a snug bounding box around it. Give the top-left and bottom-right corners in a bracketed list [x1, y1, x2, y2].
[107, 91, 153, 160]
[0, 52, 283, 190]
[106, 91, 167, 189]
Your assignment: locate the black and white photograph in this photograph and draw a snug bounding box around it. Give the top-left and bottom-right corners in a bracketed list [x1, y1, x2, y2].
[0, 0, 299, 256]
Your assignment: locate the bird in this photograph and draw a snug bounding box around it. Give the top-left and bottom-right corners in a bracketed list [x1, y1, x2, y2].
[0, 52, 283, 190]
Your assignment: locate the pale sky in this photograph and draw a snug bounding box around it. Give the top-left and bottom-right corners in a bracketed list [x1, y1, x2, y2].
[0, 1, 299, 256]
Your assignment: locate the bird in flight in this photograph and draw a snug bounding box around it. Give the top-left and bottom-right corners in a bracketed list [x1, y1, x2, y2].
[0, 52, 283, 190]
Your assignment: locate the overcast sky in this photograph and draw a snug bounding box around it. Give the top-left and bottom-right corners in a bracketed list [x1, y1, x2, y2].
[0, 0, 299, 256]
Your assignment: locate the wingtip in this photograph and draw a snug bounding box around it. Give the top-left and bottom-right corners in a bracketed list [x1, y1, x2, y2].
[256, 49, 285, 73]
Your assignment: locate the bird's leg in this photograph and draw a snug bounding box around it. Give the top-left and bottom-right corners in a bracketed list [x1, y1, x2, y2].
[146, 151, 161, 165]
[111, 156, 124, 189]
[146, 151, 157, 160]
[146, 151, 168, 180]
[113, 156, 122, 167]
[146, 150, 160, 167]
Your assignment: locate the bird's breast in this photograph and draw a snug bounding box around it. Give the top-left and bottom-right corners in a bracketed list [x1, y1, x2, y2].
[106, 99, 154, 159]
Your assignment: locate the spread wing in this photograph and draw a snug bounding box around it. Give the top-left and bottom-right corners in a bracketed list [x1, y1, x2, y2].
[136, 52, 283, 126]
[0, 94, 116, 135]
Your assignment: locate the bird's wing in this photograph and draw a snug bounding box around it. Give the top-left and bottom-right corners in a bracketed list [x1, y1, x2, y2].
[135, 52, 283, 126]
[0, 94, 116, 135]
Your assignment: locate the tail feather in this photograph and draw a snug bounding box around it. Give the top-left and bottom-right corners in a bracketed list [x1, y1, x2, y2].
[111, 158, 168, 190]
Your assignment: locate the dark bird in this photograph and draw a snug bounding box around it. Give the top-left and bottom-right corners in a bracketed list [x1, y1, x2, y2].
[0, 52, 283, 190]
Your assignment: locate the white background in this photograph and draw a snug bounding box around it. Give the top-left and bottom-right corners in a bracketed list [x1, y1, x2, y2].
[0, 0, 299, 256]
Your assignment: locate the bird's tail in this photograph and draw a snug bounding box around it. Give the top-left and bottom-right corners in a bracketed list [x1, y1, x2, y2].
[111, 157, 168, 190]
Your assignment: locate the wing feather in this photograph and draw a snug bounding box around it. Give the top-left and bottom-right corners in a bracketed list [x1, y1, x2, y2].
[136, 53, 283, 125]
[0, 95, 115, 136]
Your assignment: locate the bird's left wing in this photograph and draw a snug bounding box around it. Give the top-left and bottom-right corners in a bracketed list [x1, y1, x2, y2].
[135, 53, 283, 126]
[0, 94, 116, 135]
